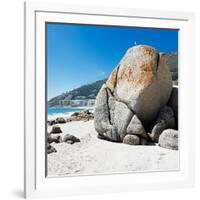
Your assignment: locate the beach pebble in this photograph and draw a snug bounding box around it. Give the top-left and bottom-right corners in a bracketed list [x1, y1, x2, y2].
[51, 125, 62, 134]
[47, 143, 57, 154]
[123, 134, 140, 145]
[63, 134, 80, 144]
[158, 129, 178, 150]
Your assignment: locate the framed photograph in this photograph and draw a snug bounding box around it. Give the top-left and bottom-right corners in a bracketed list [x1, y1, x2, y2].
[24, 1, 195, 198]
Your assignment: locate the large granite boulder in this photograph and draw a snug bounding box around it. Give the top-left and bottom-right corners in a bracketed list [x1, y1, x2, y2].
[158, 129, 178, 150]
[106, 45, 172, 126]
[94, 45, 173, 142]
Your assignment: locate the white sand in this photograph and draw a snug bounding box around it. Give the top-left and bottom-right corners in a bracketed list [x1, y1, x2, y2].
[47, 120, 179, 177]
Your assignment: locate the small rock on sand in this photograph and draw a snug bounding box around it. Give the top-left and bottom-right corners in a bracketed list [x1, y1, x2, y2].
[55, 117, 66, 124]
[63, 134, 80, 144]
[51, 125, 62, 134]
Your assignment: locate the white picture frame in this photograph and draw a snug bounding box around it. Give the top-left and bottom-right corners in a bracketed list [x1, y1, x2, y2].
[24, 1, 195, 198]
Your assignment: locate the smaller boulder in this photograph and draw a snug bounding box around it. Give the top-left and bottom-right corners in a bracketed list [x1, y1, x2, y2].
[51, 125, 62, 134]
[123, 134, 140, 145]
[158, 129, 178, 150]
[149, 106, 175, 142]
[63, 134, 80, 144]
[47, 143, 57, 154]
[55, 117, 66, 124]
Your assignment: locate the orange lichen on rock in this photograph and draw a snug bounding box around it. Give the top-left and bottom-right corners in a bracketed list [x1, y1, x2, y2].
[116, 60, 155, 89]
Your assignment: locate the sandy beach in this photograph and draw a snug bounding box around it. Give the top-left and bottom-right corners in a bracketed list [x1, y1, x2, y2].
[47, 120, 179, 177]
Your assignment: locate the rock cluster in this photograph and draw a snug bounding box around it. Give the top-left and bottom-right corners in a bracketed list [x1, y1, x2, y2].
[67, 110, 94, 122]
[47, 127, 81, 154]
[94, 45, 178, 150]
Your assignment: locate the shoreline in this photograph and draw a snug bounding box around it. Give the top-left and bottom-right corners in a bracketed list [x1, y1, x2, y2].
[47, 106, 94, 120]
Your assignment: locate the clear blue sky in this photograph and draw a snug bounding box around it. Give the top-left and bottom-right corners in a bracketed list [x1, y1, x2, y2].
[47, 23, 178, 99]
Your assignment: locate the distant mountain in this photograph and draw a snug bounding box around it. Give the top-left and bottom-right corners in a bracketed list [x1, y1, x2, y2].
[48, 52, 178, 108]
[48, 79, 106, 107]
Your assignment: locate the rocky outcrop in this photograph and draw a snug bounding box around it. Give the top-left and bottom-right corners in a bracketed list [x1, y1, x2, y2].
[158, 129, 178, 150]
[68, 110, 94, 122]
[94, 45, 173, 144]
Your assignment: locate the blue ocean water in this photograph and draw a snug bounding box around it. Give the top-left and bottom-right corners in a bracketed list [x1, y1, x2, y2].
[47, 107, 93, 119]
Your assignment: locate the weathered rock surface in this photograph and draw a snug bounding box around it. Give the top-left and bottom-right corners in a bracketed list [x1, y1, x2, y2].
[94, 45, 173, 142]
[51, 125, 62, 134]
[148, 106, 175, 142]
[109, 98, 133, 140]
[123, 134, 140, 145]
[63, 134, 80, 144]
[94, 84, 120, 141]
[158, 129, 178, 150]
[106, 45, 172, 126]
